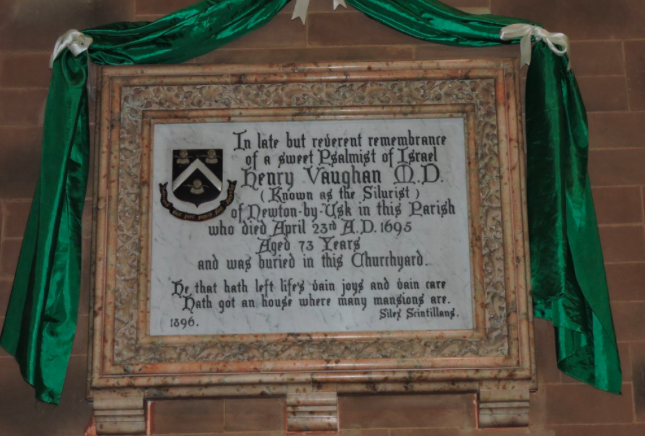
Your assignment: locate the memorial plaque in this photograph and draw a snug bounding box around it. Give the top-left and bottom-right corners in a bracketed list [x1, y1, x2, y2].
[90, 60, 534, 434]
[151, 117, 473, 335]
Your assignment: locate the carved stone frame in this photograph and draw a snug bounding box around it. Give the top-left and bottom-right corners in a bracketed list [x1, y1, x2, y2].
[90, 60, 534, 434]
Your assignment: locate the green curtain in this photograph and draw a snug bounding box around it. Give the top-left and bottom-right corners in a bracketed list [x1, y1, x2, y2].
[0, 0, 290, 405]
[346, 0, 621, 394]
[0, 0, 621, 404]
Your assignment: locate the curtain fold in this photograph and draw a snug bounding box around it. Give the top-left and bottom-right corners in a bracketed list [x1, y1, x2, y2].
[526, 42, 621, 392]
[86, 0, 289, 65]
[0, 52, 90, 405]
[0, 0, 621, 404]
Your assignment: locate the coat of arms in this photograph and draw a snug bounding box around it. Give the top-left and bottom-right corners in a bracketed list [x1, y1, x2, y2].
[159, 149, 237, 221]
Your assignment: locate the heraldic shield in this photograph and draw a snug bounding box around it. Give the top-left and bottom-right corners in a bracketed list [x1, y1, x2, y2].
[172, 149, 223, 207]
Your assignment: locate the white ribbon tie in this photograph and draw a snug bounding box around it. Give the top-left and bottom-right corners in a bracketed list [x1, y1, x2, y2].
[50, 29, 93, 68]
[292, 0, 346, 24]
[500, 24, 570, 69]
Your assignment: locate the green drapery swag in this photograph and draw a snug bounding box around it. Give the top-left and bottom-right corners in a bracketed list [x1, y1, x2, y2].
[0, 0, 621, 404]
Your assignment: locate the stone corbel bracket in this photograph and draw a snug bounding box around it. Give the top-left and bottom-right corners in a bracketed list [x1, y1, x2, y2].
[93, 389, 147, 435]
[286, 384, 339, 433]
[478, 381, 531, 428]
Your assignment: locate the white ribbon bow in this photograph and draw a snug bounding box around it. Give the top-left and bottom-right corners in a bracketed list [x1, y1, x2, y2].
[292, 0, 346, 24]
[500, 24, 570, 69]
[49, 29, 93, 68]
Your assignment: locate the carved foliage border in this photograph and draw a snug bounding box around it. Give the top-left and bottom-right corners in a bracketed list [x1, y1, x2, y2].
[112, 78, 509, 364]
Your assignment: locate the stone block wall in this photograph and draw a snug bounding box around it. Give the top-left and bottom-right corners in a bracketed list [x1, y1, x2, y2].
[0, 1, 644, 435]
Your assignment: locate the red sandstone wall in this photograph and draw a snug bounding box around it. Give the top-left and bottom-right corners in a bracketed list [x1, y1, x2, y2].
[0, 1, 644, 435]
